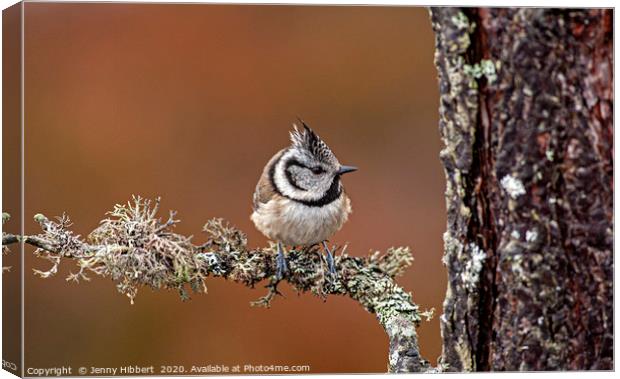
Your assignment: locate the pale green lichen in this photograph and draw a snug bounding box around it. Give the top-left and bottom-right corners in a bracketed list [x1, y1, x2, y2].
[480, 60, 498, 83]
[26, 196, 425, 327]
[451, 11, 470, 30]
[367, 246, 414, 278]
[442, 231, 463, 266]
[420, 307, 436, 322]
[345, 257, 421, 325]
[2, 212, 12, 272]
[16, 195, 429, 371]
[456, 336, 475, 371]
[450, 11, 476, 51]
[464, 59, 498, 88]
[453, 170, 466, 197]
[434, 9, 481, 178]
[31, 196, 204, 303]
[376, 294, 420, 325]
[460, 204, 471, 217]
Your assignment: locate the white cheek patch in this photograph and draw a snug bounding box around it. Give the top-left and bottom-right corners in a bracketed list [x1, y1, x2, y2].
[274, 151, 322, 202]
[287, 166, 312, 190]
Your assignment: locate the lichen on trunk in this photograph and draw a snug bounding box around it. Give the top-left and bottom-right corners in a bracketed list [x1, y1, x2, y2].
[431, 7, 613, 371]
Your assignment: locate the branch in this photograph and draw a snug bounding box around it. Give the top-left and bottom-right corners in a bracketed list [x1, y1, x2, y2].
[2, 213, 14, 272]
[2, 196, 434, 372]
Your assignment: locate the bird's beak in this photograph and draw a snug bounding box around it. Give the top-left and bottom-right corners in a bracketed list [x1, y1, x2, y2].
[337, 165, 358, 175]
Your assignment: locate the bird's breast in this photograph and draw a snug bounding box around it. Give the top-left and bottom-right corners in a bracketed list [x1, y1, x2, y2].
[251, 192, 352, 246]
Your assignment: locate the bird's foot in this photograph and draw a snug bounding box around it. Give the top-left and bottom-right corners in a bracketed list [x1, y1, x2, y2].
[322, 241, 337, 277]
[276, 242, 288, 280]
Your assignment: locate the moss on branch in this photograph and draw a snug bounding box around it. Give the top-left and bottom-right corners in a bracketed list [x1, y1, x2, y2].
[2, 195, 433, 373]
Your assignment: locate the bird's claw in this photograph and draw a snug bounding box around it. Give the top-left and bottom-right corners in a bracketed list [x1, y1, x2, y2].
[276, 242, 288, 280]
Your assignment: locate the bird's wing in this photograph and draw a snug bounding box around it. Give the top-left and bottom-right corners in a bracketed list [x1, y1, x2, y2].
[253, 148, 287, 211]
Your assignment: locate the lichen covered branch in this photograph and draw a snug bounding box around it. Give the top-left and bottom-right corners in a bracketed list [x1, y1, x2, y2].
[2, 196, 432, 373]
[2, 212, 14, 272]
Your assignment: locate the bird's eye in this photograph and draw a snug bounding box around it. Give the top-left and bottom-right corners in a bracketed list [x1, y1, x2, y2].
[311, 167, 325, 175]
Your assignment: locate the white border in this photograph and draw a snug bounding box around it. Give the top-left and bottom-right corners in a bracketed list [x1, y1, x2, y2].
[0, 1, 617, 379]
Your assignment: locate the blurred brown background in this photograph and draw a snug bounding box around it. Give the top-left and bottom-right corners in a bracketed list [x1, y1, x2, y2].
[18, 2, 444, 374]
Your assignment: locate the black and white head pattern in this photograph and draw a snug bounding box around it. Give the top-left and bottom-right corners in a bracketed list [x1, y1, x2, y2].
[270, 120, 343, 207]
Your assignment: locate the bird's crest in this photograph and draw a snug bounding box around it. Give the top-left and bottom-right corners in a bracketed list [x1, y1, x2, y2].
[290, 119, 336, 163]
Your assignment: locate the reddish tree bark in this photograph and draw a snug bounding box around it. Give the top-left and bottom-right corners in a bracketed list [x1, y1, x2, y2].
[431, 7, 613, 371]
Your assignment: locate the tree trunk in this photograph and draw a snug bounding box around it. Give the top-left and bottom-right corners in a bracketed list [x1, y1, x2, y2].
[430, 8, 613, 371]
